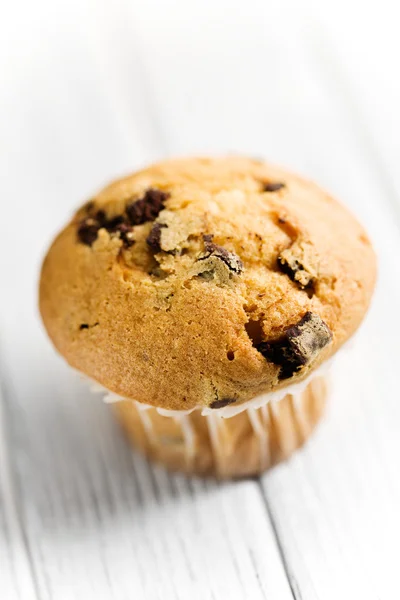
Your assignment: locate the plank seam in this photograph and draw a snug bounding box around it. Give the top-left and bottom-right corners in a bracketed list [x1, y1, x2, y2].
[257, 481, 300, 600]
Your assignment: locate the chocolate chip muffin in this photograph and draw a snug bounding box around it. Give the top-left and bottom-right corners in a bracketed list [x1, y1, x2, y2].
[39, 157, 376, 477]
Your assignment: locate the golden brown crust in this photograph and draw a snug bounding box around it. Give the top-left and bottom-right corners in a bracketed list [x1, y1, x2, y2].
[39, 157, 376, 411]
[112, 377, 327, 478]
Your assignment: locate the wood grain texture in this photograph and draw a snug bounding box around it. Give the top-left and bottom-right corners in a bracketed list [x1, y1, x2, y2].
[0, 378, 40, 600]
[0, 340, 292, 600]
[1, 0, 399, 598]
[307, 0, 400, 225]
[253, 4, 400, 597]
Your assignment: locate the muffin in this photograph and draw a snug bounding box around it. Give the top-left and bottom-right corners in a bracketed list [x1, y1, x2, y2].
[39, 157, 376, 478]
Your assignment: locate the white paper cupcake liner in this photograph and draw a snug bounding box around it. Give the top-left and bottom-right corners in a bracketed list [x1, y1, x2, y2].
[100, 376, 328, 477]
[80, 333, 362, 476]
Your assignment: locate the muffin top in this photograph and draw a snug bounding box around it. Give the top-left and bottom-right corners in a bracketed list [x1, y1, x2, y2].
[39, 157, 376, 412]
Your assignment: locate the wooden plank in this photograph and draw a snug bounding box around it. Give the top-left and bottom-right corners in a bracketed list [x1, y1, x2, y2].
[2, 0, 400, 598]
[0, 1, 293, 598]
[0, 377, 39, 600]
[0, 340, 292, 600]
[126, 1, 400, 598]
[256, 4, 400, 600]
[304, 0, 400, 216]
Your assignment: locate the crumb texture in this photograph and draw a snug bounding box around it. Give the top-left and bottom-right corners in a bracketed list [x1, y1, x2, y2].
[39, 157, 376, 410]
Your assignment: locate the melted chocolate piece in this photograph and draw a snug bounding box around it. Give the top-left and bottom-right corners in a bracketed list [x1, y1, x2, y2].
[94, 210, 107, 224]
[257, 312, 332, 379]
[105, 215, 125, 230]
[77, 187, 169, 246]
[77, 211, 134, 247]
[277, 254, 314, 290]
[79, 322, 99, 330]
[202, 234, 214, 243]
[114, 222, 134, 247]
[77, 219, 100, 246]
[146, 222, 167, 253]
[210, 398, 237, 409]
[198, 236, 243, 274]
[126, 188, 170, 225]
[277, 241, 316, 291]
[263, 182, 285, 192]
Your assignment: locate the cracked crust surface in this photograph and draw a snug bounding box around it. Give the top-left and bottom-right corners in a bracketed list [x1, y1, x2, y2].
[39, 156, 376, 411]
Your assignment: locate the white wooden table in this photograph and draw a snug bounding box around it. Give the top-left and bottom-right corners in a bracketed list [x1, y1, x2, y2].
[1, 1, 400, 598]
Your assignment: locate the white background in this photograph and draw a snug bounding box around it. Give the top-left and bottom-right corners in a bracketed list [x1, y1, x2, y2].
[1, 1, 400, 599]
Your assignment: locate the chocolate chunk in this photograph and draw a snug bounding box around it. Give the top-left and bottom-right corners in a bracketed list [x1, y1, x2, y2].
[95, 210, 107, 225]
[263, 182, 285, 192]
[79, 322, 99, 330]
[210, 398, 237, 409]
[278, 242, 316, 291]
[105, 215, 125, 230]
[126, 188, 170, 225]
[77, 219, 100, 246]
[257, 312, 332, 379]
[199, 236, 243, 274]
[202, 234, 214, 243]
[98, 214, 134, 246]
[278, 255, 314, 290]
[146, 222, 167, 253]
[77, 211, 134, 247]
[77, 188, 169, 246]
[113, 222, 134, 247]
